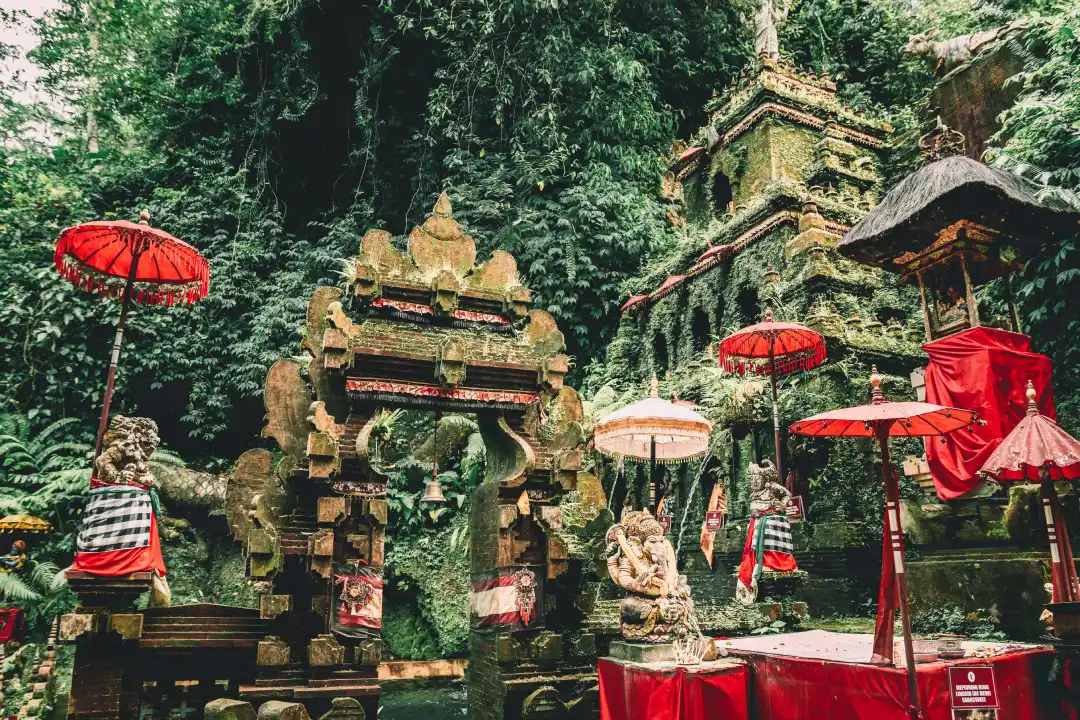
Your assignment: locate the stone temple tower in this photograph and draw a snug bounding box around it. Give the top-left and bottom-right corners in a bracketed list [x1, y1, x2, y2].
[606, 57, 927, 621]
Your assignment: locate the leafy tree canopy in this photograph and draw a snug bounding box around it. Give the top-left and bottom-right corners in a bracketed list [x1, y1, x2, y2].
[0, 0, 1077, 463]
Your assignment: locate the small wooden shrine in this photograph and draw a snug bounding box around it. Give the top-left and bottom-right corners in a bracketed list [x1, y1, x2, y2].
[834, 119, 1080, 636]
[60, 194, 598, 720]
[840, 120, 1080, 341]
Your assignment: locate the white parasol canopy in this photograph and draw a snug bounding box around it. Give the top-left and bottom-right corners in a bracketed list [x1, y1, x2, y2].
[594, 377, 712, 465]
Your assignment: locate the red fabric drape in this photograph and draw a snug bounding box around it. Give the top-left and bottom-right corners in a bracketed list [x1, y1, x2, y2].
[0, 608, 21, 642]
[71, 512, 167, 577]
[738, 648, 1055, 720]
[924, 328, 1056, 500]
[599, 658, 749, 720]
[872, 500, 898, 664]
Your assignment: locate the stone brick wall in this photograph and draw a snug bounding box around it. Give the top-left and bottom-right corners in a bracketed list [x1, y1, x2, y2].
[467, 633, 507, 720]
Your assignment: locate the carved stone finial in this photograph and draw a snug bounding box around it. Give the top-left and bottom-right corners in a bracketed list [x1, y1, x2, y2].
[870, 365, 886, 405]
[649, 375, 659, 398]
[138, 209, 150, 224]
[434, 191, 452, 217]
[765, 307, 774, 322]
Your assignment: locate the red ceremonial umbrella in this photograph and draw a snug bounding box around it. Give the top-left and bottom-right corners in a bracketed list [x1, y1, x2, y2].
[791, 367, 979, 720]
[719, 308, 826, 486]
[54, 211, 210, 459]
[980, 380, 1080, 603]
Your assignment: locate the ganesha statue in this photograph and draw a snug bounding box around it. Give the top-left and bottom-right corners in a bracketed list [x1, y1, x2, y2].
[736, 460, 798, 603]
[605, 510, 701, 644]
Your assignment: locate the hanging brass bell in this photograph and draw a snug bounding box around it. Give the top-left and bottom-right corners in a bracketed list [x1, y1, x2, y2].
[422, 478, 447, 504]
[423, 410, 448, 503]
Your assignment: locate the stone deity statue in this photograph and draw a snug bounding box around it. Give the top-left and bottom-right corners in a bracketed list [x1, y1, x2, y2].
[74, 415, 170, 607]
[605, 510, 701, 645]
[94, 415, 160, 487]
[754, 0, 789, 61]
[748, 458, 791, 514]
[737, 460, 798, 603]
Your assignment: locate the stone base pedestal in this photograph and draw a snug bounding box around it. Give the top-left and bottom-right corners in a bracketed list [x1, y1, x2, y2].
[607, 641, 675, 664]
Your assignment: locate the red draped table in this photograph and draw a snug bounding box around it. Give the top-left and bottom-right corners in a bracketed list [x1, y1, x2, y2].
[599, 657, 749, 720]
[723, 630, 1058, 720]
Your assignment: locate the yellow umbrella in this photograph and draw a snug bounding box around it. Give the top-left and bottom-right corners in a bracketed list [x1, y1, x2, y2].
[0, 515, 54, 534]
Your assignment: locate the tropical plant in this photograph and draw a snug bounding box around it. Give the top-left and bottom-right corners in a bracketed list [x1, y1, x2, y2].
[0, 415, 91, 481]
[0, 411, 187, 534]
[0, 560, 75, 630]
[984, 1, 1080, 432]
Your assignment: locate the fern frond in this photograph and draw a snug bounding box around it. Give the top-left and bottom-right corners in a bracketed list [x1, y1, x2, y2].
[0, 496, 26, 515]
[29, 561, 60, 592]
[48, 566, 70, 593]
[39, 441, 93, 459]
[0, 572, 42, 602]
[4, 471, 44, 486]
[438, 414, 478, 433]
[39, 456, 82, 474]
[28, 418, 83, 454]
[150, 447, 186, 468]
[462, 432, 486, 468]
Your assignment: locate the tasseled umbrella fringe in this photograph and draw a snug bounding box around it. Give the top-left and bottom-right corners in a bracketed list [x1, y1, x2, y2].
[597, 449, 708, 466]
[718, 341, 827, 376]
[56, 254, 209, 307]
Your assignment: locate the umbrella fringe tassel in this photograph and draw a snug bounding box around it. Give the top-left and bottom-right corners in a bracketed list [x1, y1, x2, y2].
[56, 254, 209, 307]
[718, 342, 826, 376]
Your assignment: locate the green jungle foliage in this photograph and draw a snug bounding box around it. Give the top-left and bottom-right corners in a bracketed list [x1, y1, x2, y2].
[0, 0, 1076, 458]
[0, 0, 1079, 649]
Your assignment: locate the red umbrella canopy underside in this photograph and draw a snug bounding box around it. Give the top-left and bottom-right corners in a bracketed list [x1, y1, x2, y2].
[718, 309, 826, 376]
[791, 400, 979, 438]
[981, 408, 1080, 482]
[55, 219, 210, 306]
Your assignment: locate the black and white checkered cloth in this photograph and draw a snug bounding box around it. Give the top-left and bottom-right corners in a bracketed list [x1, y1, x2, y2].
[76, 487, 152, 553]
[760, 514, 794, 554]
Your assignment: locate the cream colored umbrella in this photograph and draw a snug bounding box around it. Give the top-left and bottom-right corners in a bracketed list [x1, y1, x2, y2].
[594, 377, 712, 510]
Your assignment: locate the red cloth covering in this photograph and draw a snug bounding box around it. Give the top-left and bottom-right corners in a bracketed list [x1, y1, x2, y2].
[736, 513, 798, 602]
[71, 511, 166, 577]
[0, 608, 21, 642]
[872, 495, 898, 664]
[599, 658, 749, 720]
[735, 647, 1055, 720]
[924, 327, 1056, 500]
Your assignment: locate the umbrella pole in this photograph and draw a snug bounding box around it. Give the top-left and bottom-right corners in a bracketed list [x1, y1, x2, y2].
[650, 436, 657, 512]
[92, 255, 141, 461]
[1043, 478, 1080, 602]
[769, 349, 783, 485]
[878, 426, 921, 720]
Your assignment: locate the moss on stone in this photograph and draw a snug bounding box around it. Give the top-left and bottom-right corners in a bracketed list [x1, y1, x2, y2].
[159, 517, 259, 607]
[385, 514, 471, 657]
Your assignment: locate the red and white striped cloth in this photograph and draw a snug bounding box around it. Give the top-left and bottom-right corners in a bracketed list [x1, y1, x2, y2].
[470, 567, 540, 630]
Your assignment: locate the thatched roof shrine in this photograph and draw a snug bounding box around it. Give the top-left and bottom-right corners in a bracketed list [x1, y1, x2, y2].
[840, 155, 1080, 271]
